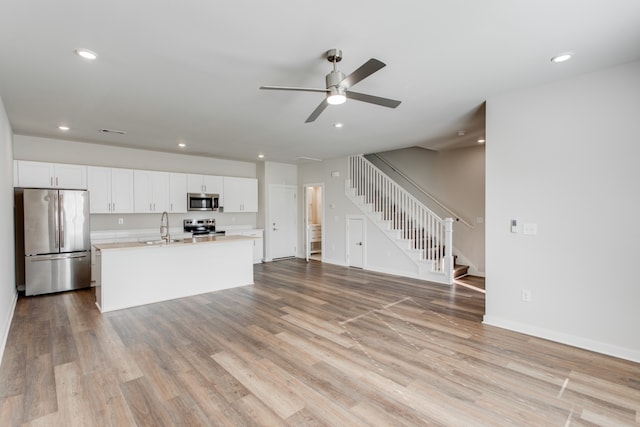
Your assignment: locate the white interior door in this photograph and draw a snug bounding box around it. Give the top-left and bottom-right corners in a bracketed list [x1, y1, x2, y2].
[347, 217, 364, 268]
[269, 185, 297, 259]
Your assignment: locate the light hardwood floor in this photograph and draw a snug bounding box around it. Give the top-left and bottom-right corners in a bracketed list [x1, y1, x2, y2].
[1, 259, 638, 426]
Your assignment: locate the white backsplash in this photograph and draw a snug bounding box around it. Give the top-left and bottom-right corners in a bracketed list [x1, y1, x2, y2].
[90, 211, 257, 231]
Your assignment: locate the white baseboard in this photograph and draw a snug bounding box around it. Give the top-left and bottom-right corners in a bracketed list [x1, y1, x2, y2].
[313, 257, 347, 267]
[483, 315, 640, 364]
[365, 264, 420, 280]
[0, 290, 18, 367]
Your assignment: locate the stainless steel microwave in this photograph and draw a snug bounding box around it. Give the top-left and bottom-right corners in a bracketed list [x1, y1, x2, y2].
[187, 193, 219, 211]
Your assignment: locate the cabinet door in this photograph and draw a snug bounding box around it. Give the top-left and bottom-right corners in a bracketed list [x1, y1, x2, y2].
[242, 178, 258, 212]
[169, 173, 187, 213]
[110, 168, 134, 213]
[17, 161, 55, 188]
[88, 166, 112, 213]
[242, 230, 263, 262]
[222, 177, 242, 212]
[202, 175, 223, 197]
[54, 164, 87, 189]
[186, 174, 204, 193]
[223, 177, 257, 212]
[253, 237, 264, 262]
[152, 171, 170, 212]
[133, 170, 153, 213]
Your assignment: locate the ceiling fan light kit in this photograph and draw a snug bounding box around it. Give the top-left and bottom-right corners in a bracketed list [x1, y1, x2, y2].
[260, 48, 401, 122]
[326, 87, 346, 105]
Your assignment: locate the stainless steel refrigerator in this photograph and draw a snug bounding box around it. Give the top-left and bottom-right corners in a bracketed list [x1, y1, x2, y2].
[15, 188, 91, 296]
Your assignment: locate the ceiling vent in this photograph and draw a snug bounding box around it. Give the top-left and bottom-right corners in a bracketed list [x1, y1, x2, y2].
[100, 128, 127, 135]
[296, 156, 322, 162]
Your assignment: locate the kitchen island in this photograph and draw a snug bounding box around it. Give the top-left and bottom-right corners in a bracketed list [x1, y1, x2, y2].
[93, 235, 254, 312]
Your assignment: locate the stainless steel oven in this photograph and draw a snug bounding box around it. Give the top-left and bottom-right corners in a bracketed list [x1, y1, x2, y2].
[187, 193, 219, 211]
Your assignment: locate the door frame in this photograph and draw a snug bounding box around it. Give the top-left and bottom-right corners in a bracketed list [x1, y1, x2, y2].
[303, 182, 325, 262]
[346, 215, 366, 268]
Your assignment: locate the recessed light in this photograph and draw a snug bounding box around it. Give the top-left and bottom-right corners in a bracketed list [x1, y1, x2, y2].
[75, 48, 98, 60]
[477, 138, 486, 144]
[58, 125, 70, 131]
[457, 130, 466, 137]
[258, 154, 265, 159]
[551, 52, 572, 63]
[178, 143, 186, 148]
[334, 123, 343, 128]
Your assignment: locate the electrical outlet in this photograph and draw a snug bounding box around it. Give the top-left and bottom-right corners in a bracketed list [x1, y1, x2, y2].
[522, 289, 532, 302]
[118, 218, 124, 225]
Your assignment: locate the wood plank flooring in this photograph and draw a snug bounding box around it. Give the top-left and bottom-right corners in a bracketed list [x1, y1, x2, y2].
[1, 259, 638, 426]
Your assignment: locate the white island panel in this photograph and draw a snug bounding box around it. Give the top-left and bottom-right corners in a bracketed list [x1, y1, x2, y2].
[96, 237, 253, 312]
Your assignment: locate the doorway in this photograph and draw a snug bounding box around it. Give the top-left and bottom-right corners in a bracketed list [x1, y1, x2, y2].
[303, 184, 324, 262]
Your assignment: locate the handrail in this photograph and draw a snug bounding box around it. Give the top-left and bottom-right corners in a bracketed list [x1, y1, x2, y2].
[348, 155, 453, 272]
[367, 153, 474, 229]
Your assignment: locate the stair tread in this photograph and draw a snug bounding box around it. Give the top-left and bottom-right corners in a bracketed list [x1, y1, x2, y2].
[453, 263, 469, 279]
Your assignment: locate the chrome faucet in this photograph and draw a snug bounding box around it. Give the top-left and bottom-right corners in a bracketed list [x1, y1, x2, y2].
[160, 211, 170, 242]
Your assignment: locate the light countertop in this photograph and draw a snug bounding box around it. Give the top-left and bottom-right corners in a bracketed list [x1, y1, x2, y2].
[94, 234, 254, 251]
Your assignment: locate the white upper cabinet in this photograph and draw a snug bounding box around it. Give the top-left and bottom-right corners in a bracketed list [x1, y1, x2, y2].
[133, 170, 170, 213]
[16, 160, 87, 189]
[223, 177, 258, 212]
[169, 173, 187, 213]
[187, 174, 224, 205]
[187, 174, 223, 194]
[88, 166, 134, 214]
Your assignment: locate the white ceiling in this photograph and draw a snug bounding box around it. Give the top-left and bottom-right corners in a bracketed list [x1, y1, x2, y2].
[1, 1, 639, 164]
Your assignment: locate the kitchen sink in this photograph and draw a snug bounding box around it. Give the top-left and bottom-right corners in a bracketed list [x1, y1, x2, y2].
[143, 239, 182, 245]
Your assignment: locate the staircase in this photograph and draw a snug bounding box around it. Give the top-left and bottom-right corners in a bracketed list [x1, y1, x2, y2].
[453, 256, 469, 279]
[346, 155, 455, 285]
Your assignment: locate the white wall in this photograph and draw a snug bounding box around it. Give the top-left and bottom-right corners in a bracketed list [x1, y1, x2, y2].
[260, 161, 297, 261]
[14, 135, 257, 177]
[0, 96, 17, 364]
[298, 158, 358, 266]
[298, 157, 419, 276]
[485, 60, 640, 362]
[375, 146, 486, 274]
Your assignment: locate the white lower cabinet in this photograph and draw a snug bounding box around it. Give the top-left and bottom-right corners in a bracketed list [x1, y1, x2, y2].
[225, 229, 263, 263]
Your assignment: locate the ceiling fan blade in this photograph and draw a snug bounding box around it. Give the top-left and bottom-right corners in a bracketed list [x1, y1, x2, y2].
[346, 91, 401, 108]
[305, 99, 329, 123]
[340, 58, 386, 89]
[260, 85, 328, 93]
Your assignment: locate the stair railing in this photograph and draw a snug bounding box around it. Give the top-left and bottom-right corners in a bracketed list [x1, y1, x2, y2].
[366, 153, 474, 229]
[348, 155, 453, 272]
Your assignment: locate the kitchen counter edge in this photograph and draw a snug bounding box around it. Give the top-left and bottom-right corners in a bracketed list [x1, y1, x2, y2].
[93, 235, 255, 251]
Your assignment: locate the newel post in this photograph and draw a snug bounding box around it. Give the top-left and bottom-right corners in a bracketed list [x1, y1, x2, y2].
[444, 218, 454, 285]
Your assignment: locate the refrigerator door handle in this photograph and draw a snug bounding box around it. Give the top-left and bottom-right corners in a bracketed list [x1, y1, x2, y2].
[54, 192, 60, 248]
[59, 193, 65, 249]
[29, 253, 89, 261]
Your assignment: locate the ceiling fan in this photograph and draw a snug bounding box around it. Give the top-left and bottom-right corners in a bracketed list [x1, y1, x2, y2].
[260, 49, 401, 123]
